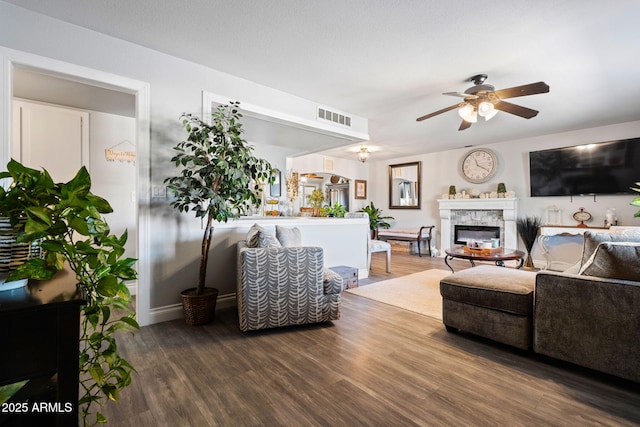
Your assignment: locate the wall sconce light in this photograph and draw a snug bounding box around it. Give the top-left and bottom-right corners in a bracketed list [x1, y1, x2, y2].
[358, 147, 369, 163]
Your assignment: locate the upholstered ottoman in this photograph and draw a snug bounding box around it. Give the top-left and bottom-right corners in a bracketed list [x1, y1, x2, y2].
[440, 265, 537, 350]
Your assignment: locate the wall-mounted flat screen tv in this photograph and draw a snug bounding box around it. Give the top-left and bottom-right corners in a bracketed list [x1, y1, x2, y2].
[529, 137, 640, 197]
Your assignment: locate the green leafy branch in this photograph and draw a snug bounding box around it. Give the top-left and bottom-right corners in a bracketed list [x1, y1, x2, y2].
[632, 182, 640, 218]
[0, 160, 138, 426]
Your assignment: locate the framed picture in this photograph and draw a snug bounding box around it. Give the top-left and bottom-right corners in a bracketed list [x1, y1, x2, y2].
[323, 158, 334, 172]
[355, 179, 367, 199]
[270, 169, 281, 197]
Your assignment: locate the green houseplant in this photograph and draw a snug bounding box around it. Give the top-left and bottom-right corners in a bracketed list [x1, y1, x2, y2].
[165, 102, 274, 325]
[632, 182, 640, 217]
[0, 159, 138, 426]
[307, 188, 324, 216]
[359, 202, 394, 239]
[326, 202, 346, 218]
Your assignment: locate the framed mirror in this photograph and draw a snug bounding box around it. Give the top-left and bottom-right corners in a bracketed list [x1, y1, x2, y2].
[389, 161, 421, 209]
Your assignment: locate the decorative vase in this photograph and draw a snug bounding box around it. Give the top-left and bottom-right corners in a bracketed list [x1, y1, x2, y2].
[180, 287, 219, 326]
[523, 253, 535, 270]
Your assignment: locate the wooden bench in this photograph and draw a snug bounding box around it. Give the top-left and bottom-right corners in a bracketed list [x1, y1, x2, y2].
[377, 225, 435, 257]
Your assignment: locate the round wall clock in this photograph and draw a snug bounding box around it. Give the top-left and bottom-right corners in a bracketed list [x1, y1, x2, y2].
[573, 207, 592, 227]
[460, 148, 498, 183]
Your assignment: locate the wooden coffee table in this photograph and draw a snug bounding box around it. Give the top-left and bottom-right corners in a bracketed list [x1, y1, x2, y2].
[444, 245, 526, 272]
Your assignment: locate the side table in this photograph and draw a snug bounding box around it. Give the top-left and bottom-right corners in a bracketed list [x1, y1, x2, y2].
[444, 246, 525, 273]
[329, 265, 358, 290]
[537, 225, 608, 270]
[0, 278, 84, 426]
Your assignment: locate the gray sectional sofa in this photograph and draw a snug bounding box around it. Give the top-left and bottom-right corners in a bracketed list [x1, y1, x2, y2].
[441, 226, 640, 383]
[534, 270, 640, 383]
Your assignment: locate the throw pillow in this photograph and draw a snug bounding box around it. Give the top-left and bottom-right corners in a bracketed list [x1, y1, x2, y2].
[246, 223, 282, 248]
[246, 223, 264, 248]
[256, 231, 281, 248]
[580, 230, 640, 268]
[276, 225, 301, 247]
[579, 242, 640, 281]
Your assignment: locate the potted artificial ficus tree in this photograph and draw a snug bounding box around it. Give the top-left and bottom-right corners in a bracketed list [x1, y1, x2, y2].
[165, 102, 274, 326]
[0, 159, 138, 426]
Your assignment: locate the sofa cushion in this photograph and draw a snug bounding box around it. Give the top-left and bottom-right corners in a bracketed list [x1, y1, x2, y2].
[440, 265, 536, 316]
[276, 225, 301, 247]
[579, 242, 640, 281]
[581, 229, 640, 268]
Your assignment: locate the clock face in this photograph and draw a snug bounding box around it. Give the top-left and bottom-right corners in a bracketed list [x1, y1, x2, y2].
[461, 149, 498, 183]
[573, 209, 592, 223]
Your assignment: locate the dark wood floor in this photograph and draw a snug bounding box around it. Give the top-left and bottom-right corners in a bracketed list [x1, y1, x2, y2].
[101, 248, 640, 426]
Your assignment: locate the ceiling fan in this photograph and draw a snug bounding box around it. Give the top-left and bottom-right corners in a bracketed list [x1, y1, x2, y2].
[416, 74, 550, 131]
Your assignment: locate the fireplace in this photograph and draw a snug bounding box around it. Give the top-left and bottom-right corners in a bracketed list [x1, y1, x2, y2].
[438, 198, 519, 252]
[454, 225, 500, 245]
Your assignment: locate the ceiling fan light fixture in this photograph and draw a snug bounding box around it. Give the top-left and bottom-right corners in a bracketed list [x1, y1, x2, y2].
[358, 147, 369, 163]
[458, 104, 477, 123]
[478, 101, 498, 121]
[416, 75, 549, 130]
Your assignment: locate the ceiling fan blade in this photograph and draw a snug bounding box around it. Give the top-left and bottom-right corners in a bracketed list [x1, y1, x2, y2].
[493, 82, 550, 99]
[459, 120, 472, 131]
[494, 100, 539, 119]
[416, 104, 462, 122]
[443, 91, 478, 99]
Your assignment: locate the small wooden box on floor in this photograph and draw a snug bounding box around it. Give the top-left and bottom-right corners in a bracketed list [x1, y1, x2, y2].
[330, 265, 358, 289]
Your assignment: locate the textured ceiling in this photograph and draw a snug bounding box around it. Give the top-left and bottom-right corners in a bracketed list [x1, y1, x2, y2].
[6, 0, 640, 160]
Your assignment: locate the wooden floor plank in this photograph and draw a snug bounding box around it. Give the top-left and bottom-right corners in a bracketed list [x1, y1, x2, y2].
[100, 249, 640, 426]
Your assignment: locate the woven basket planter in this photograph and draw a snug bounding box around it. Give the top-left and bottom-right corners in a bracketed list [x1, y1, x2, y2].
[180, 287, 219, 326]
[0, 218, 41, 290]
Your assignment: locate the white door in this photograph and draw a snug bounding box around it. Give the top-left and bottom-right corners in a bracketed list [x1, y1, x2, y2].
[12, 99, 89, 180]
[12, 100, 138, 295]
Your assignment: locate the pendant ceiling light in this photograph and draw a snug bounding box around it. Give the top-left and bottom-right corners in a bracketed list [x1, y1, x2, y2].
[358, 147, 370, 163]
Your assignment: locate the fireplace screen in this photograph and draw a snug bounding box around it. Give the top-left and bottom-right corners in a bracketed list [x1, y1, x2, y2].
[455, 225, 500, 245]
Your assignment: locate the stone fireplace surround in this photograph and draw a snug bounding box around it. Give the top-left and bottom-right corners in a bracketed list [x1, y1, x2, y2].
[438, 198, 518, 252]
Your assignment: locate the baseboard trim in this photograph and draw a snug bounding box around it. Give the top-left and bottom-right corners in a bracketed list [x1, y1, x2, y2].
[147, 292, 237, 325]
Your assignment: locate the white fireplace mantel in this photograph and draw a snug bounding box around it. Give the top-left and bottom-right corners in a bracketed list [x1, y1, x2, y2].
[438, 198, 519, 251]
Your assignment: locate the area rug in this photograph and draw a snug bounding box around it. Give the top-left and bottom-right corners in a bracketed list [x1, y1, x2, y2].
[345, 269, 452, 320]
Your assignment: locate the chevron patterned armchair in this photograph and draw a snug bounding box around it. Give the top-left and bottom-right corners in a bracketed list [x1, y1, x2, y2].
[237, 240, 343, 332]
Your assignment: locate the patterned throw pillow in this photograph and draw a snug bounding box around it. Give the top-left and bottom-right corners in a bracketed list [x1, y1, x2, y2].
[246, 223, 263, 248]
[256, 231, 281, 248]
[276, 225, 301, 247]
[246, 223, 281, 248]
[579, 242, 640, 281]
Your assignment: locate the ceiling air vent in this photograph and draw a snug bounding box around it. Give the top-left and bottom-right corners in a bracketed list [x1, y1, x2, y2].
[317, 107, 352, 128]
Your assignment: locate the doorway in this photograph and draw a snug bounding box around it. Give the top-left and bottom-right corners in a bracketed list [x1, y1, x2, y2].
[0, 48, 152, 326]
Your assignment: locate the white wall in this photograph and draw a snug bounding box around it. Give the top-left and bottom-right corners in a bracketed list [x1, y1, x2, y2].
[369, 120, 640, 262]
[89, 111, 137, 260]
